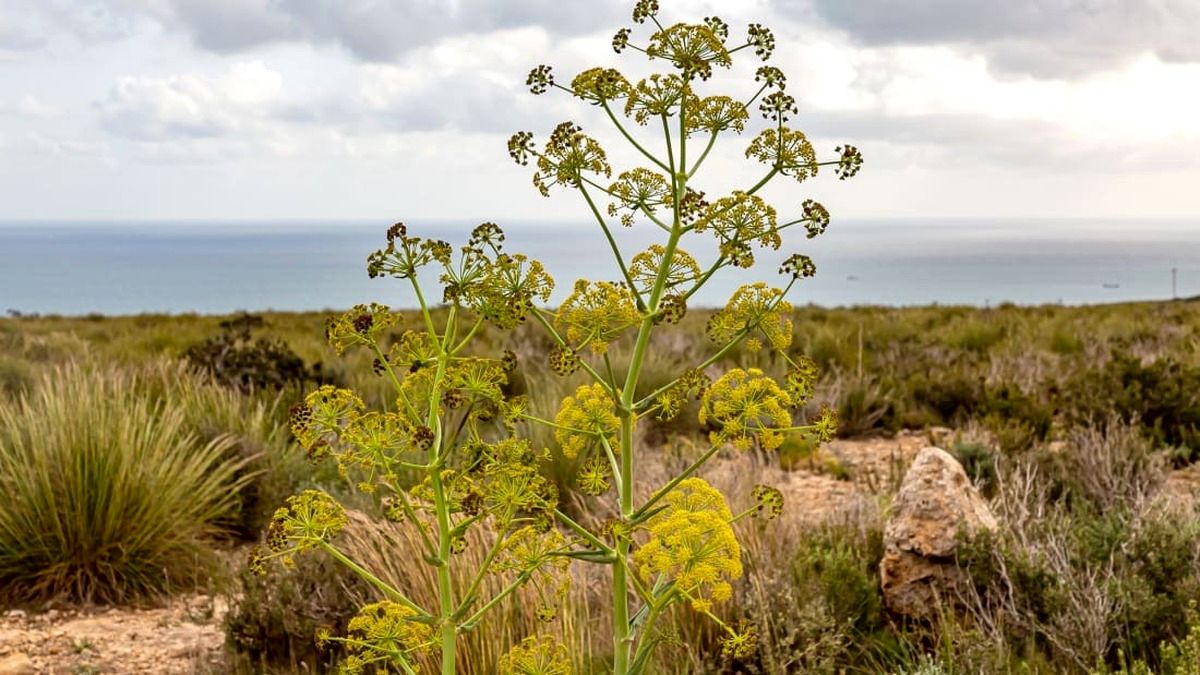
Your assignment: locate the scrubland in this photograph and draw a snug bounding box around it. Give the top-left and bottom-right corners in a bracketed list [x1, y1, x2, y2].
[0, 300, 1197, 673]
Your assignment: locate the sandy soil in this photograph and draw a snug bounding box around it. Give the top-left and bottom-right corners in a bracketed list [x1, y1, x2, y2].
[0, 596, 227, 675]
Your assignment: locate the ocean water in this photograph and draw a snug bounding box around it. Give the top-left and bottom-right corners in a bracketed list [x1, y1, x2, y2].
[0, 219, 1197, 315]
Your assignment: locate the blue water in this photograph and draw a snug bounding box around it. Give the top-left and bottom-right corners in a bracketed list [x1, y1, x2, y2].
[0, 219, 1197, 315]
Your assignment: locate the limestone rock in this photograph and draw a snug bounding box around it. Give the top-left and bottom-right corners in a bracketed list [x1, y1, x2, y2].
[880, 446, 997, 618]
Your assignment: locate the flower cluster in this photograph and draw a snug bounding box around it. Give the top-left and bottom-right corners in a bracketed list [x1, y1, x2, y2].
[779, 253, 816, 280]
[607, 168, 672, 227]
[624, 73, 690, 125]
[366, 222, 452, 281]
[627, 244, 700, 296]
[745, 127, 819, 182]
[654, 367, 710, 422]
[478, 438, 558, 526]
[705, 283, 794, 353]
[695, 192, 780, 268]
[634, 478, 743, 612]
[533, 122, 612, 197]
[251, 490, 348, 572]
[336, 601, 434, 674]
[685, 95, 749, 136]
[750, 484, 784, 520]
[554, 383, 620, 460]
[498, 635, 573, 675]
[699, 368, 793, 451]
[325, 304, 398, 355]
[646, 22, 731, 80]
[836, 144, 864, 179]
[494, 527, 571, 621]
[290, 386, 366, 459]
[784, 356, 819, 406]
[554, 280, 639, 354]
[570, 67, 632, 104]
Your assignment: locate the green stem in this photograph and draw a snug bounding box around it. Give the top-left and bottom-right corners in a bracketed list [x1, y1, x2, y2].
[460, 572, 531, 629]
[631, 443, 722, 521]
[580, 184, 644, 310]
[611, 108, 689, 675]
[531, 309, 619, 399]
[554, 508, 614, 555]
[601, 100, 671, 173]
[431, 464, 456, 675]
[318, 542, 427, 618]
[409, 277, 438, 338]
[687, 131, 718, 178]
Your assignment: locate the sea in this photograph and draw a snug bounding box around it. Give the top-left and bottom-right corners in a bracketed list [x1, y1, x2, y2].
[1, 219, 1197, 316]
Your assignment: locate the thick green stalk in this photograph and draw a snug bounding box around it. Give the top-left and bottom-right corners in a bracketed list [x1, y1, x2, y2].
[611, 109, 688, 675]
[432, 458, 456, 674]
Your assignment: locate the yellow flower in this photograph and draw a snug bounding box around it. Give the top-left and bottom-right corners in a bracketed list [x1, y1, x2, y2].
[533, 122, 612, 196]
[745, 127, 818, 182]
[694, 192, 780, 266]
[499, 635, 573, 675]
[607, 168, 672, 227]
[324, 303, 398, 355]
[634, 478, 743, 612]
[705, 283, 793, 353]
[291, 386, 365, 454]
[554, 280, 639, 354]
[252, 490, 348, 572]
[570, 67, 632, 103]
[554, 383, 620, 460]
[646, 22, 731, 81]
[338, 601, 433, 674]
[700, 368, 793, 450]
[627, 244, 700, 296]
[624, 73, 690, 125]
[685, 95, 748, 135]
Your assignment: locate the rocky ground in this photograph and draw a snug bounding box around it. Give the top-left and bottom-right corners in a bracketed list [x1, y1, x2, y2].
[0, 596, 227, 675]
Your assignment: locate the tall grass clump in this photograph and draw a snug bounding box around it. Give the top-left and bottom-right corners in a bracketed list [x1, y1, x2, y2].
[0, 362, 248, 604]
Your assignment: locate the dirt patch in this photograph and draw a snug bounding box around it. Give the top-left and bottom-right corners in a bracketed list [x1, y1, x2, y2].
[0, 596, 226, 674]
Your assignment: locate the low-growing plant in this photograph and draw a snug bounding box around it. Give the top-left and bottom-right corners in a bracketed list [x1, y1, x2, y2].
[0, 363, 248, 603]
[184, 312, 331, 392]
[252, 2, 862, 672]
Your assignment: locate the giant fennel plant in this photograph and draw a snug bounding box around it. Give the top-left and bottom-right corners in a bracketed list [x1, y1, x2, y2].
[253, 1, 861, 673]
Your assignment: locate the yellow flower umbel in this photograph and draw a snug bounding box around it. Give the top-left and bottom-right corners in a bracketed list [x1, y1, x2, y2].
[335, 601, 435, 675]
[554, 279, 639, 354]
[251, 490, 348, 572]
[700, 368, 793, 451]
[705, 283, 793, 353]
[498, 635, 573, 675]
[554, 383, 620, 460]
[634, 478, 743, 612]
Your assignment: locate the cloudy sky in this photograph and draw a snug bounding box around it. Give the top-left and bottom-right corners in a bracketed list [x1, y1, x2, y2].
[1, 0, 1199, 222]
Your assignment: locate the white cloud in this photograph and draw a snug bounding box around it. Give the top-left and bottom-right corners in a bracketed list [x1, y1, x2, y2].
[97, 60, 283, 142]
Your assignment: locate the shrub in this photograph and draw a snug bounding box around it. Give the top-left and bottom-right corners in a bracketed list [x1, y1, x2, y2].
[184, 313, 330, 392]
[949, 440, 997, 494]
[0, 363, 248, 603]
[225, 549, 367, 672]
[1061, 352, 1200, 460]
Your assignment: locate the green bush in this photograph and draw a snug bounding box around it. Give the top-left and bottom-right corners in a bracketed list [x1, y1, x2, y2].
[1062, 353, 1200, 460]
[0, 363, 248, 603]
[183, 313, 331, 392]
[225, 551, 367, 673]
[949, 440, 996, 494]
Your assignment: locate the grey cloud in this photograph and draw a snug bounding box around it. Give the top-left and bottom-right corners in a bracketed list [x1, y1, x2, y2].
[798, 109, 1200, 171]
[0, 15, 46, 51]
[280, 72, 563, 135]
[139, 0, 623, 61]
[792, 0, 1200, 77]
